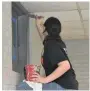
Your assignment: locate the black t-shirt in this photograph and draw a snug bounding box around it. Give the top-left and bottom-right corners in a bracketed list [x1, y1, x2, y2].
[42, 39, 78, 90]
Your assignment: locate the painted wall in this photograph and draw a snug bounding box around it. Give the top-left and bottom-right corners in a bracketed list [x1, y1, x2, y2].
[2, 2, 21, 90]
[65, 39, 89, 90]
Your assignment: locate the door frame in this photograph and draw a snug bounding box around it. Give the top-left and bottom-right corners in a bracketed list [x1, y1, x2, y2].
[12, 2, 29, 73]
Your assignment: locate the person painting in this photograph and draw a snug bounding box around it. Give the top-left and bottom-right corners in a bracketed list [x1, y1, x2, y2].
[16, 16, 78, 90]
[33, 16, 79, 90]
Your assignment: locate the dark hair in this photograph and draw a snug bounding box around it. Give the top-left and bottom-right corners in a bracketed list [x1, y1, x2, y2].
[43, 17, 63, 45]
[44, 17, 61, 37]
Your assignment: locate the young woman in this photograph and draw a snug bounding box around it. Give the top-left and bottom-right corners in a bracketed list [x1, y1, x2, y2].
[16, 17, 78, 90]
[32, 16, 79, 90]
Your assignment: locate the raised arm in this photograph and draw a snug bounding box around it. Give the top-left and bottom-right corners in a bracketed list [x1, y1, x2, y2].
[35, 16, 46, 42]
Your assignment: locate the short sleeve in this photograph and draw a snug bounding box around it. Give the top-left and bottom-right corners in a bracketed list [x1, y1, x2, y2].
[44, 42, 68, 66]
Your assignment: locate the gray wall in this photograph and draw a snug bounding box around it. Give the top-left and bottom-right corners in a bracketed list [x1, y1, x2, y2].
[64, 39, 89, 90]
[2, 2, 21, 90]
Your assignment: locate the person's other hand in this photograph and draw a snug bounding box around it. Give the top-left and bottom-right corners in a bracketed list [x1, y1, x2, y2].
[30, 72, 46, 84]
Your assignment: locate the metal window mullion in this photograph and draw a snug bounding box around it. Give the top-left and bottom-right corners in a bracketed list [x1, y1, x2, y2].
[16, 18, 19, 64]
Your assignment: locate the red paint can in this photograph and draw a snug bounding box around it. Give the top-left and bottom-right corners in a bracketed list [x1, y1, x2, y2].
[25, 64, 41, 81]
[25, 64, 35, 81]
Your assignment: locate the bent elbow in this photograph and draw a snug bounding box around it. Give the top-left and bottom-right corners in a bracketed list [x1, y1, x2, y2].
[66, 63, 71, 71]
[58, 60, 71, 71]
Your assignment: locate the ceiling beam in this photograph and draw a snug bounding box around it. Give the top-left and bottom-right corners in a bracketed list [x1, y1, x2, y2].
[76, 2, 86, 39]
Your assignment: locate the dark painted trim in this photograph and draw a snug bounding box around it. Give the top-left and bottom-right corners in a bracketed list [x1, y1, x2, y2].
[12, 2, 29, 16]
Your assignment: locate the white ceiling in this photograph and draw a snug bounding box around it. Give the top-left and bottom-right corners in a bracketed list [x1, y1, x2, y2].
[21, 2, 89, 12]
[21, 2, 89, 39]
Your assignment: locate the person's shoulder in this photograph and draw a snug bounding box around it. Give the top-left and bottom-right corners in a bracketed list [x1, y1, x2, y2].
[44, 39, 66, 49]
